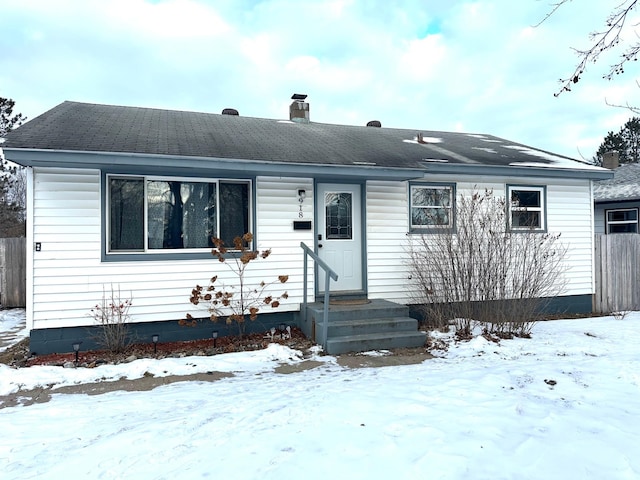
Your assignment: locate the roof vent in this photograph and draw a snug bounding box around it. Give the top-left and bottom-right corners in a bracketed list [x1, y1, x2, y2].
[366, 120, 382, 127]
[289, 94, 309, 124]
[222, 108, 239, 116]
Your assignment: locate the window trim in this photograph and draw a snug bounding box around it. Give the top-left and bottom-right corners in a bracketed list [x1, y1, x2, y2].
[605, 207, 639, 234]
[103, 173, 254, 261]
[507, 184, 547, 232]
[408, 182, 456, 233]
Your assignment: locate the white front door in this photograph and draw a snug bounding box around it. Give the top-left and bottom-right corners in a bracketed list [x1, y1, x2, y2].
[316, 183, 363, 293]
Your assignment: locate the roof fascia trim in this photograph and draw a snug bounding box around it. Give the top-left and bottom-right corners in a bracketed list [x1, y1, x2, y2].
[420, 162, 614, 181]
[3, 148, 424, 181]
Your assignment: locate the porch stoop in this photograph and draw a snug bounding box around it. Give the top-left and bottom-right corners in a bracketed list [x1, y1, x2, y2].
[298, 299, 427, 355]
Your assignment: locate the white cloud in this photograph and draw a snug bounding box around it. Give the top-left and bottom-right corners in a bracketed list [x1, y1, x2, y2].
[2, 0, 640, 158]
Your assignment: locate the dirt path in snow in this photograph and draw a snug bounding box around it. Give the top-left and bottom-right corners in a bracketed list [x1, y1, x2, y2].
[1, 352, 431, 409]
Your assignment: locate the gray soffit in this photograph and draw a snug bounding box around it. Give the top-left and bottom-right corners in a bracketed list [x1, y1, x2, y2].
[2, 101, 613, 180]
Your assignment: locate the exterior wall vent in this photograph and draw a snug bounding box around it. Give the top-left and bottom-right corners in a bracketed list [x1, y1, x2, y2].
[222, 108, 239, 116]
[366, 120, 382, 127]
[289, 94, 309, 123]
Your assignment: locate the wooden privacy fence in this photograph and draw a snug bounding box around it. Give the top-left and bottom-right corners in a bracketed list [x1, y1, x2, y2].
[0, 237, 26, 308]
[594, 234, 640, 313]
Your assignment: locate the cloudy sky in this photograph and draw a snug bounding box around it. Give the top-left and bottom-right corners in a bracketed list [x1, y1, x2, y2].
[2, 0, 639, 160]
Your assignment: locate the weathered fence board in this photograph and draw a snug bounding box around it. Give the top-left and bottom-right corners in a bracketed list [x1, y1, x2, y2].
[594, 234, 640, 313]
[0, 237, 26, 308]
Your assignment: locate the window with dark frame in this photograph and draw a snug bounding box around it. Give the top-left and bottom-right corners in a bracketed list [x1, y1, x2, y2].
[108, 176, 251, 253]
[508, 186, 545, 231]
[325, 192, 353, 240]
[606, 208, 638, 234]
[410, 184, 454, 231]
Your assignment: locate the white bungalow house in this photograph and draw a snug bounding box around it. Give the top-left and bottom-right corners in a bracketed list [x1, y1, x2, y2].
[1, 96, 612, 354]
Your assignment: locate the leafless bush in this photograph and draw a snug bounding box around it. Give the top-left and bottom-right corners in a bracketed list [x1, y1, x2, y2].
[183, 233, 289, 336]
[89, 285, 133, 353]
[408, 189, 567, 337]
[610, 309, 629, 320]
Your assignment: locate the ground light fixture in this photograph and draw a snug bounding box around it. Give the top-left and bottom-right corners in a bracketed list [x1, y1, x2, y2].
[72, 342, 81, 365]
[279, 323, 286, 339]
[212, 330, 218, 348]
[152, 334, 159, 354]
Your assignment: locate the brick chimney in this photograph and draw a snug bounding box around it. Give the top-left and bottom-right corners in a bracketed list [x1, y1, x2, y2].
[289, 94, 309, 123]
[603, 151, 619, 169]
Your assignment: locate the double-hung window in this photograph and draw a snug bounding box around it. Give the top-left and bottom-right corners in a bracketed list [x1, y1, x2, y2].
[606, 208, 638, 233]
[410, 183, 455, 232]
[508, 185, 546, 231]
[107, 175, 251, 254]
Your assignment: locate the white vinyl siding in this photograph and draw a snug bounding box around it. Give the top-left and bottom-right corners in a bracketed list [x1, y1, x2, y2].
[366, 181, 412, 302]
[365, 177, 595, 304]
[545, 181, 595, 295]
[29, 168, 313, 330]
[28, 167, 596, 330]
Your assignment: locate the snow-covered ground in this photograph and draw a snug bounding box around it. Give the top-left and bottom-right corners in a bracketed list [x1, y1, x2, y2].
[0, 308, 27, 352]
[1, 309, 639, 479]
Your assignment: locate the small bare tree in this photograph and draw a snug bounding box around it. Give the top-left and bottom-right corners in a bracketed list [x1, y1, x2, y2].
[408, 189, 567, 337]
[89, 285, 133, 353]
[183, 233, 289, 336]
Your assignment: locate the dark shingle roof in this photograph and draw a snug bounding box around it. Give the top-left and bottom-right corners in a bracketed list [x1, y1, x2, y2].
[2, 101, 602, 173]
[594, 163, 640, 202]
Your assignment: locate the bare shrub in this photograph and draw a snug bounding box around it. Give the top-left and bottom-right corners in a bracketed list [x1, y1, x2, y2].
[89, 285, 133, 353]
[611, 310, 629, 320]
[183, 233, 289, 336]
[408, 189, 567, 337]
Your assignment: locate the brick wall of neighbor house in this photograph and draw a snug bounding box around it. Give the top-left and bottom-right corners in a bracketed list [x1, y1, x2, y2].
[28, 168, 313, 331]
[366, 176, 596, 304]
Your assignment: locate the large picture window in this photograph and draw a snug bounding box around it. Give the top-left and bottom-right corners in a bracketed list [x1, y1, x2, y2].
[606, 208, 638, 233]
[410, 183, 455, 232]
[108, 176, 250, 253]
[508, 185, 546, 231]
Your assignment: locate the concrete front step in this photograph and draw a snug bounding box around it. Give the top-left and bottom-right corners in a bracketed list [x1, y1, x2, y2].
[327, 317, 421, 337]
[297, 298, 427, 354]
[326, 331, 427, 355]
[305, 299, 409, 322]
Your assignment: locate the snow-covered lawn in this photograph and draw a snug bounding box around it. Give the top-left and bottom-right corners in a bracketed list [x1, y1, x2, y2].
[1, 310, 639, 479]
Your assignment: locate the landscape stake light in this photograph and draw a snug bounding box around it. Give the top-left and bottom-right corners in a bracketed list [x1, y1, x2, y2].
[212, 330, 218, 348]
[152, 334, 159, 354]
[72, 342, 81, 365]
[279, 323, 286, 339]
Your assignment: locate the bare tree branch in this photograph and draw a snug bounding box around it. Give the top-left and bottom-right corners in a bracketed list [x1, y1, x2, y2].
[532, 0, 571, 28]
[538, 0, 640, 96]
[605, 96, 640, 114]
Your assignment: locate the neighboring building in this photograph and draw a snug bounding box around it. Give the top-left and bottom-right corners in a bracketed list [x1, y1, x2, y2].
[594, 156, 640, 234]
[1, 97, 613, 354]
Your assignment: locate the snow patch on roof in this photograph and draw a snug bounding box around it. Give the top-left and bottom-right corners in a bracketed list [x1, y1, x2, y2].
[403, 136, 442, 145]
[472, 147, 498, 154]
[466, 134, 502, 143]
[504, 145, 603, 170]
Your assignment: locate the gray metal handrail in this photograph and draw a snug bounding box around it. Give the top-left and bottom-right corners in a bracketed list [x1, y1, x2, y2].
[300, 242, 338, 349]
